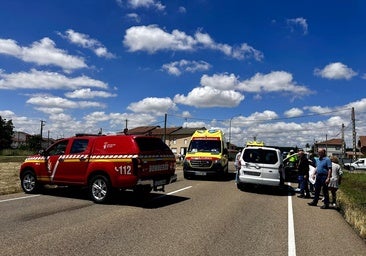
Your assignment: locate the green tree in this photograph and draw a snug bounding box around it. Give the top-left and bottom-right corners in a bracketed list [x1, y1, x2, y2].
[26, 134, 43, 151]
[0, 116, 14, 150]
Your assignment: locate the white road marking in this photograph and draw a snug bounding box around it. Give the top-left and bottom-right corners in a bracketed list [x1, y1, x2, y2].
[153, 186, 192, 200]
[166, 186, 192, 195]
[288, 183, 297, 256]
[0, 194, 40, 203]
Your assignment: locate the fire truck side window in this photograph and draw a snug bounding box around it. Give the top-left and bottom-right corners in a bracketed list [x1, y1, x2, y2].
[48, 140, 68, 156]
[70, 139, 89, 154]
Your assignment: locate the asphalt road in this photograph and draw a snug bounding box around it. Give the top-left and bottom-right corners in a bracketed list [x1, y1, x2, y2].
[1, 165, 365, 256]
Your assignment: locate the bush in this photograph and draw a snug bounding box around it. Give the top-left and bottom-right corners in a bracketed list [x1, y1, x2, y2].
[0, 149, 34, 163]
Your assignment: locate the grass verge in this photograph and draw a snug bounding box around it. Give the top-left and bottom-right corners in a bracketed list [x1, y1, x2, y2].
[0, 156, 27, 163]
[337, 171, 366, 239]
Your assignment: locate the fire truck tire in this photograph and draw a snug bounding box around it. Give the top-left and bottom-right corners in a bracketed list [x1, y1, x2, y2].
[89, 174, 112, 204]
[21, 170, 40, 194]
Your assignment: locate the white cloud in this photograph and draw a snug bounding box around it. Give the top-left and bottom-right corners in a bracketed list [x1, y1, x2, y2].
[60, 29, 116, 58]
[345, 98, 366, 112]
[0, 38, 87, 71]
[123, 25, 263, 61]
[162, 59, 211, 76]
[174, 86, 244, 108]
[65, 88, 117, 99]
[0, 110, 41, 134]
[237, 71, 312, 96]
[237, 111, 279, 123]
[200, 73, 239, 90]
[181, 111, 191, 118]
[287, 17, 308, 35]
[127, 97, 177, 115]
[123, 0, 165, 11]
[26, 95, 105, 109]
[284, 108, 304, 118]
[183, 121, 206, 128]
[126, 13, 141, 23]
[173, 70, 311, 109]
[178, 6, 186, 13]
[303, 105, 333, 114]
[314, 62, 358, 80]
[124, 25, 195, 53]
[84, 111, 158, 131]
[231, 43, 264, 61]
[0, 69, 108, 90]
[35, 107, 65, 115]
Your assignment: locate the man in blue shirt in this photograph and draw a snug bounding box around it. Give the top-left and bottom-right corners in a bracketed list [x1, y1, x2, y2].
[308, 148, 332, 209]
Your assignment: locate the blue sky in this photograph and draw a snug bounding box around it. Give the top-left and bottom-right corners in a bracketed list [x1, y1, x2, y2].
[0, 0, 365, 148]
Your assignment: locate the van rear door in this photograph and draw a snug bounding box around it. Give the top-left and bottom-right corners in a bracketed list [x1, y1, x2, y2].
[242, 148, 281, 179]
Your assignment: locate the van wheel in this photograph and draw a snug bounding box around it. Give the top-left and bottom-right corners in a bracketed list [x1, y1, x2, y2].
[350, 166, 355, 171]
[237, 182, 245, 191]
[21, 171, 40, 194]
[183, 173, 191, 179]
[89, 175, 111, 203]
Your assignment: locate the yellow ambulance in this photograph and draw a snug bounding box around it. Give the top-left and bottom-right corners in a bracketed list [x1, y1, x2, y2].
[183, 129, 229, 179]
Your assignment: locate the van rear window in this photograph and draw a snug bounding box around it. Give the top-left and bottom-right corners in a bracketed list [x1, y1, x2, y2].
[135, 137, 170, 152]
[243, 149, 278, 164]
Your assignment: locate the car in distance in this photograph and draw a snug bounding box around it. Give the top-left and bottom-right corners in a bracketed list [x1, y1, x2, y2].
[19, 134, 177, 203]
[236, 146, 285, 190]
[343, 158, 366, 171]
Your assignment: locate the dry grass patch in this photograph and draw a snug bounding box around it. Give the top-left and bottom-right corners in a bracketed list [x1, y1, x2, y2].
[0, 162, 22, 195]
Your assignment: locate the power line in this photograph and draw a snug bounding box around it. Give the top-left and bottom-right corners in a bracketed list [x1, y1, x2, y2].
[167, 108, 352, 124]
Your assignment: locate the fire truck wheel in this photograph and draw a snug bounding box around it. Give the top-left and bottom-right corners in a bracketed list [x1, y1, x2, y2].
[21, 170, 40, 194]
[89, 174, 112, 204]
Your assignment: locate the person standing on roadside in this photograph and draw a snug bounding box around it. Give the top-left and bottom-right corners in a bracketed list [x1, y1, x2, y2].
[297, 149, 310, 198]
[234, 149, 241, 183]
[234, 150, 241, 172]
[308, 148, 332, 209]
[328, 156, 343, 207]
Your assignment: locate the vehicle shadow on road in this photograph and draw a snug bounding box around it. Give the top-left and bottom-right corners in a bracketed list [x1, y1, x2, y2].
[238, 184, 296, 196]
[184, 172, 237, 182]
[38, 186, 190, 208]
[112, 190, 190, 209]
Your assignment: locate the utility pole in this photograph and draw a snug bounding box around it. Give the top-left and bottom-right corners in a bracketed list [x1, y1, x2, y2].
[40, 120, 46, 149]
[341, 123, 345, 158]
[163, 113, 167, 143]
[123, 119, 128, 134]
[40, 120, 46, 138]
[352, 107, 357, 161]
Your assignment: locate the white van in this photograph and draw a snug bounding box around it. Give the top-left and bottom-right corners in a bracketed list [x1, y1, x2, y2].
[236, 147, 284, 190]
